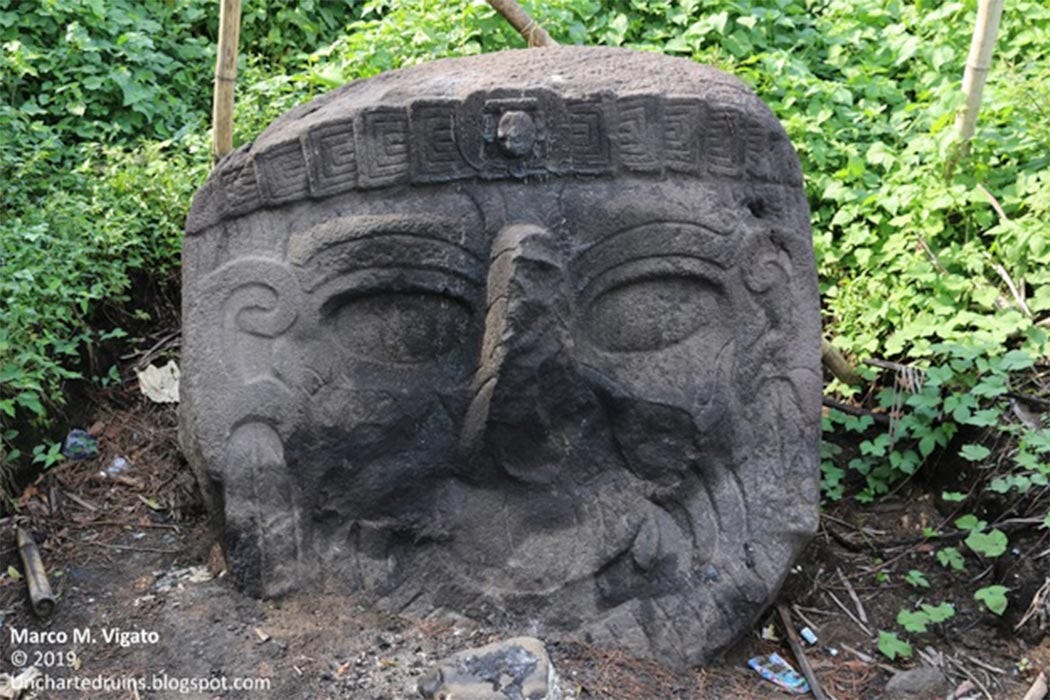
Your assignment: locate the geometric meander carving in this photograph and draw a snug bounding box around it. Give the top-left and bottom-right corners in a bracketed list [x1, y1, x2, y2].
[180, 46, 822, 668]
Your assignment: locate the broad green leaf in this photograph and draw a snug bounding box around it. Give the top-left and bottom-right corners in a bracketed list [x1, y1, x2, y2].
[954, 514, 984, 531]
[936, 547, 965, 571]
[896, 609, 929, 633]
[999, 350, 1034, 371]
[904, 569, 930, 588]
[920, 602, 955, 623]
[965, 529, 1008, 558]
[974, 586, 1009, 615]
[878, 631, 913, 660]
[959, 444, 991, 462]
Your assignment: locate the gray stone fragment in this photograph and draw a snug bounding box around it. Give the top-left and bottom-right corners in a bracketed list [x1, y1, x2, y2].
[884, 666, 950, 699]
[417, 637, 559, 700]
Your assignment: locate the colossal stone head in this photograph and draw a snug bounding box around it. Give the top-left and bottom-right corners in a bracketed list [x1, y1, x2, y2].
[181, 46, 821, 667]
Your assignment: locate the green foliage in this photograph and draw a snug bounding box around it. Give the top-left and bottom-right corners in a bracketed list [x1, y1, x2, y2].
[903, 569, 929, 589]
[974, 585, 1009, 615]
[896, 602, 954, 634]
[894, 600, 953, 642]
[825, 341, 1046, 503]
[921, 602, 956, 625]
[1, 0, 212, 140]
[965, 529, 1008, 558]
[896, 609, 930, 633]
[937, 547, 965, 571]
[877, 630, 913, 660]
[0, 2, 350, 474]
[0, 0, 359, 141]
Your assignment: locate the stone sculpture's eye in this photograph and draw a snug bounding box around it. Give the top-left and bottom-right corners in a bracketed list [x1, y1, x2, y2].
[325, 291, 471, 364]
[583, 275, 720, 352]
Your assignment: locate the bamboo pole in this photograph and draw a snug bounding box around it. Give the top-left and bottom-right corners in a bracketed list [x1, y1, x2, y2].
[211, 0, 243, 164]
[17, 527, 56, 617]
[949, 0, 1005, 172]
[486, 0, 559, 47]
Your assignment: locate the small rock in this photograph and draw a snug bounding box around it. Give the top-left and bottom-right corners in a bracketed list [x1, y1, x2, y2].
[884, 666, 950, 699]
[416, 637, 562, 700]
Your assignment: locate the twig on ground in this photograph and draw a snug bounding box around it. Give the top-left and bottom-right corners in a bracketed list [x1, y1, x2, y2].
[73, 520, 181, 530]
[822, 512, 888, 536]
[791, 604, 821, 632]
[840, 644, 899, 675]
[836, 567, 870, 626]
[825, 590, 872, 637]
[124, 330, 181, 370]
[823, 523, 868, 553]
[961, 654, 1006, 676]
[1016, 578, 1050, 631]
[794, 605, 837, 622]
[79, 541, 179, 554]
[61, 491, 99, 512]
[777, 604, 831, 700]
[970, 564, 994, 583]
[945, 654, 995, 700]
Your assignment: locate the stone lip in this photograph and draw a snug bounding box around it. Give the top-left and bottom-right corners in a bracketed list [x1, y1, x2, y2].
[186, 46, 802, 235]
[417, 636, 560, 700]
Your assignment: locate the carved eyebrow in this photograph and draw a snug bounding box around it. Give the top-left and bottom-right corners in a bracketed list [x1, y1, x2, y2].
[572, 220, 737, 288]
[577, 255, 727, 308]
[288, 214, 481, 267]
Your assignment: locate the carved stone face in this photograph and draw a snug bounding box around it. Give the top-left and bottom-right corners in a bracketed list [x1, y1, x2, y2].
[181, 47, 821, 667]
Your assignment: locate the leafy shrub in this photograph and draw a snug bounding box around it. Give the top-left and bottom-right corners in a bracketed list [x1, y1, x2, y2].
[0, 1, 357, 483]
[1, 0, 212, 140]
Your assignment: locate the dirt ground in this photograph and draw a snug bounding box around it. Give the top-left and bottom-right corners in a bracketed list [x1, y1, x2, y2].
[1, 380, 1047, 699]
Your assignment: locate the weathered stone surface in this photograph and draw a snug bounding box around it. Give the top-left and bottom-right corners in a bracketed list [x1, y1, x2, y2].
[417, 637, 559, 700]
[180, 46, 821, 667]
[883, 666, 950, 699]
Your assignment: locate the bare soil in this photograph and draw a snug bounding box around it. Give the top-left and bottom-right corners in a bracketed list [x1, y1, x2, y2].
[1, 381, 1046, 699]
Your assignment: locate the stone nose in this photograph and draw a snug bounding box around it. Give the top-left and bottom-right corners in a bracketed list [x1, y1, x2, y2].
[460, 224, 595, 481]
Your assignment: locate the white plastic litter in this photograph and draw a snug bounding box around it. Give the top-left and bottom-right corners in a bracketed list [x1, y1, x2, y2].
[136, 360, 180, 403]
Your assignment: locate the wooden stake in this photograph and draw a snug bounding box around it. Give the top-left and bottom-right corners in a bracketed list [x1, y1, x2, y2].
[948, 0, 1005, 173]
[16, 527, 56, 617]
[211, 0, 243, 164]
[486, 0, 559, 47]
